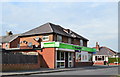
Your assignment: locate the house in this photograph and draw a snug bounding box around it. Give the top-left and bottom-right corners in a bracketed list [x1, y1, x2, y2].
[1, 22, 96, 71]
[93, 42, 118, 65]
[0, 31, 20, 49]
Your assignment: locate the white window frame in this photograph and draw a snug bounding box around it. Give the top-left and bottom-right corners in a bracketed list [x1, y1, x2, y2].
[42, 35, 49, 41]
[81, 51, 88, 62]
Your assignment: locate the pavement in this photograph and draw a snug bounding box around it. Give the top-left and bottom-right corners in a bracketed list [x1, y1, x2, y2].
[0, 65, 119, 76]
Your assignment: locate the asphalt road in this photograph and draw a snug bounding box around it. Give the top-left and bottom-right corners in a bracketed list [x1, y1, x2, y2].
[4, 66, 119, 77]
[35, 66, 118, 75]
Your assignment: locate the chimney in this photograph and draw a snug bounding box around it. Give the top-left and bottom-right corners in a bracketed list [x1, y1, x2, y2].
[96, 42, 100, 51]
[6, 31, 13, 36]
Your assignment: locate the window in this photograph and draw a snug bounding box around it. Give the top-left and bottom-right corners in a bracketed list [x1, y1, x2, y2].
[57, 51, 65, 68]
[57, 51, 60, 60]
[42, 35, 49, 41]
[57, 51, 65, 60]
[28, 42, 33, 47]
[76, 52, 81, 62]
[88, 53, 92, 61]
[68, 38, 71, 44]
[95, 56, 105, 61]
[57, 35, 62, 42]
[69, 53, 72, 60]
[80, 40, 83, 46]
[5, 43, 9, 48]
[17, 44, 20, 48]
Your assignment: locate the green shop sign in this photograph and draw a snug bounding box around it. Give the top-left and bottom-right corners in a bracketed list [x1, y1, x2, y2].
[41, 42, 96, 52]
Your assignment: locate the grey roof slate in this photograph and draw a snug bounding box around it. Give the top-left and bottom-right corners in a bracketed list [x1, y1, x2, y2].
[0, 34, 20, 43]
[95, 47, 117, 56]
[21, 22, 89, 40]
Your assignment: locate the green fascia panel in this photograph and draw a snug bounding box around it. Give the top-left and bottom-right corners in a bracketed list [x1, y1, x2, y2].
[43, 42, 59, 48]
[42, 42, 96, 52]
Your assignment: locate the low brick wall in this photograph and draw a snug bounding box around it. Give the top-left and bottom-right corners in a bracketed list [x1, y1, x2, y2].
[2, 63, 40, 72]
[94, 61, 104, 65]
[75, 62, 93, 67]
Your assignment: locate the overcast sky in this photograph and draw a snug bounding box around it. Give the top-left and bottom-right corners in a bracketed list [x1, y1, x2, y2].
[0, 1, 118, 52]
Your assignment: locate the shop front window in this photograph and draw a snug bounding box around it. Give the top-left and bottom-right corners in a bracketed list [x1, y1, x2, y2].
[57, 51, 60, 60]
[69, 53, 72, 60]
[76, 51, 89, 62]
[76, 52, 81, 62]
[88, 53, 92, 61]
[61, 52, 64, 60]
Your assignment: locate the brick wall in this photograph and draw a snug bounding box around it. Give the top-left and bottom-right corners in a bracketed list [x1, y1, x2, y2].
[37, 48, 55, 69]
[62, 36, 68, 43]
[20, 34, 54, 49]
[75, 62, 93, 67]
[93, 61, 104, 65]
[2, 43, 10, 49]
[10, 37, 20, 48]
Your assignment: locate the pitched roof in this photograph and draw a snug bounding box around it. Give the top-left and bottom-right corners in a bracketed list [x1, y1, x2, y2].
[95, 46, 117, 56]
[0, 34, 20, 43]
[21, 22, 89, 41]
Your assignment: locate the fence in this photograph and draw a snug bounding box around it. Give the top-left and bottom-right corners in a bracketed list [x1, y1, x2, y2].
[1, 52, 38, 64]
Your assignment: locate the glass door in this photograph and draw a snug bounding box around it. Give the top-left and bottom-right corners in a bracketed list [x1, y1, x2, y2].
[56, 51, 65, 68]
[56, 51, 74, 68]
[68, 52, 74, 67]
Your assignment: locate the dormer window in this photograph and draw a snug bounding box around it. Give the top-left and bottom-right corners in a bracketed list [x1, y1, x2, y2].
[71, 33, 76, 38]
[63, 29, 69, 33]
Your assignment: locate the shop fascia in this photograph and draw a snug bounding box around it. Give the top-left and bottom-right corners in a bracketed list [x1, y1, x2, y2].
[41, 42, 96, 53]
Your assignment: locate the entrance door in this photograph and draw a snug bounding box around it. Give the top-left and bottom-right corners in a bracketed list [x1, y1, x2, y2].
[65, 52, 68, 68]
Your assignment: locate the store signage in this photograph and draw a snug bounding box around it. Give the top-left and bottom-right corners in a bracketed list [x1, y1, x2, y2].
[41, 42, 96, 52]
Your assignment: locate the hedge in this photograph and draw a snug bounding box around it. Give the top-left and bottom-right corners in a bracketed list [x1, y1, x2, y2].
[108, 58, 120, 63]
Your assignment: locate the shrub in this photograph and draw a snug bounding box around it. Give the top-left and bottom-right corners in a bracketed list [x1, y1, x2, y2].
[108, 58, 120, 63]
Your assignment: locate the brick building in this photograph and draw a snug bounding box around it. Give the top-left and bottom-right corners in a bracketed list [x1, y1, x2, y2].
[93, 42, 118, 65]
[0, 22, 96, 71]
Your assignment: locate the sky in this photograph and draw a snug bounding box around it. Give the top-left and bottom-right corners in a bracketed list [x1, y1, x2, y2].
[0, 1, 118, 52]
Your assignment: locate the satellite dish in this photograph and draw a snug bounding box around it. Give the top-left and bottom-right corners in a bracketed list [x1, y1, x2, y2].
[35, 37, 40, 41]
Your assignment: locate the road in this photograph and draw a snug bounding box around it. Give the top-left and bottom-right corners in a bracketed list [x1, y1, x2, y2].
[4, 66, 119, 77]
[35, 66, 118, 75]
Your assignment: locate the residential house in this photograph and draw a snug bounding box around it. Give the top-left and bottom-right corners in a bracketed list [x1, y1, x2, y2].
[93, 42, 118, 65]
